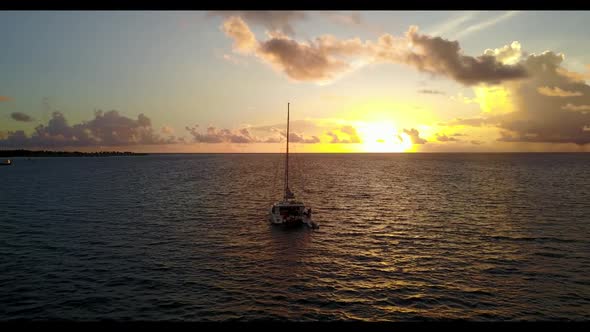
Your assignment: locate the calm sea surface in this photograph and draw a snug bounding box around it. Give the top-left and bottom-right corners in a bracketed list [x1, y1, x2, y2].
[1, 153, 589, 321]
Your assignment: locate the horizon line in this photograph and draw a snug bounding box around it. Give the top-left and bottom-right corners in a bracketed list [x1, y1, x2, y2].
[3, 150, 590, 155]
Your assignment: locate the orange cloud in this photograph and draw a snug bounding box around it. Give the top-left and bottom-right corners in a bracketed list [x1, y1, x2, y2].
[212, 11, 306, 36]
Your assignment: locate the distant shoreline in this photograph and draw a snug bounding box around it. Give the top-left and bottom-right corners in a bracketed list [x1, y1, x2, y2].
[0, 150, 148, 157]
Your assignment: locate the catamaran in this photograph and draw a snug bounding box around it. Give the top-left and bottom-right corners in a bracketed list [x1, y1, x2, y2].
[269, 103, 318, 229]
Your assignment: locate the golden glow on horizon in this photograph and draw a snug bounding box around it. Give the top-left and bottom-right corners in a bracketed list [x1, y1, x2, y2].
[356, 121, 414, 152]
[341, 99, 438, 127]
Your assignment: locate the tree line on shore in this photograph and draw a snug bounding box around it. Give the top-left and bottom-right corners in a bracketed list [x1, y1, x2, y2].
[0, 149, 147, 157]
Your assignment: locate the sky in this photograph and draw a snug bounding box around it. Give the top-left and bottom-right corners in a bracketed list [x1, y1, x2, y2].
[1, 10, 590, 153]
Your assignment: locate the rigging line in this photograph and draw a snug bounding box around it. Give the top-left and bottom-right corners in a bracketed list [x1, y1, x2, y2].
[275, 139, 285, 201]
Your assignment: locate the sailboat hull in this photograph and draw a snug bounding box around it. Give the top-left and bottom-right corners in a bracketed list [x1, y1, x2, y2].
[268, 202, 316, 228]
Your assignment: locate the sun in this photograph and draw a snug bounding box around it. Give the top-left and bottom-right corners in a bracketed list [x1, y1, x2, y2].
[355, 122, 414, 152]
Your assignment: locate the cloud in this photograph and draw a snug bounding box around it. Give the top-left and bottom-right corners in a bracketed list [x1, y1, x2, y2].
[495, 51, 590, 145]
[257, 33, 352, 82]
[460, 48, 590, 145]
[470, 140, 484, 145]
[418, 89, 446, 95]
[221, 19, 529, 85]
[185, 124, 320, 144]
[484, 41, 524, 65]
[185, 125, 255, 143]
[436, 133, 460, 142]
[0, 96, 12, 102]
[0, 110, 175, 148]
[161, 125, 175, 135]
[253, 121, 361, 144]
[325, 125, 362, 143]
[326, 131, 340, 143]
[396, 26, 529, 86]
[402, 128, 427, 144]
[211, 11, 306, 36]
[537, 86, 583, 97]
[221, 16, 353, 82]
[274, 128, 320, 144]
[339, 125, 362, 143]
[562, 103, 590, 113]
[555, 67, 587, 82]
[263, 136, 282, 143]
[221, 16, 258, 53]
[287, 132, 320, 143]
[10, 112, 34, 122]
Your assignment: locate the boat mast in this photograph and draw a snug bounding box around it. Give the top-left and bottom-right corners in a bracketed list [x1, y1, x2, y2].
[284, 102, 290, 201]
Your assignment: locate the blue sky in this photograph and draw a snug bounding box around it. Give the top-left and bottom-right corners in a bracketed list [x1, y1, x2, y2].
[2, 11, 590, 152]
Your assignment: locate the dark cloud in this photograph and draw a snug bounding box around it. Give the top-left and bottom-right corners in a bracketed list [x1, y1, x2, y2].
[470, 140, 484, 145]
[10, 112, 34, 122]
[403, 128, 427, 144]
[418, 89, 446, 95]
[221, 16, 354, 82]
[491, 51, 590, 145]
[445, 48, 590, 145]
[0, 110, 174, 148]
[211, 11, 306, 36]
[398, 26, 529, 86]
[222, 19, 527, 85]
[257, 36, 351, 82]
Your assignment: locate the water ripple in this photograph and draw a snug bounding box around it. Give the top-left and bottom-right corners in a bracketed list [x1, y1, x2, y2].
[1, 153, 589, 320]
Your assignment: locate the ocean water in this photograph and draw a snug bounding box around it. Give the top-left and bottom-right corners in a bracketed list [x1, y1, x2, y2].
[1, 153, 589, 321]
